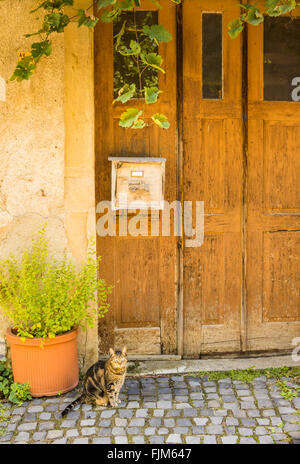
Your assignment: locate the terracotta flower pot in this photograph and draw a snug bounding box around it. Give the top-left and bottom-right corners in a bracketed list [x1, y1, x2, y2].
[6, 327, 79, 397]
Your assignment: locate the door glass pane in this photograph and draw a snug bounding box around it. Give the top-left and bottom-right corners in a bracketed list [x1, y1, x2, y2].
[264, 16, 300, 102]
[202, 13, 223, 100]
[113, 11, 159, 99]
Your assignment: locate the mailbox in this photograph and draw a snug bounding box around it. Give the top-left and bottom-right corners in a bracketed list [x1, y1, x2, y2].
[109, 157, 166, 210]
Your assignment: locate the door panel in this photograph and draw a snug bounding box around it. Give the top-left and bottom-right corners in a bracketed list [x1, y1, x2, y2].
[95, 1, 178, 354]
[182, 0, 243, 356]
[247, 9, 300, 351]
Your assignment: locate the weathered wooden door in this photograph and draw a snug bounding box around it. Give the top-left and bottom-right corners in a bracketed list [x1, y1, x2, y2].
[246, 8, 300, 351]
[182, 0, 244, 356]
[95, 1, 178, 355]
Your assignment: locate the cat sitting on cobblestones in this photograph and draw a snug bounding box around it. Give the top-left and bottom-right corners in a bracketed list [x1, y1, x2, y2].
[61, 347, 127, 417]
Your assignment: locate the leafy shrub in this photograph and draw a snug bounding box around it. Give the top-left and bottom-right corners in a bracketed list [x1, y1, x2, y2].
[0, 361, 31, 405]
[0, 226, 112, 341]
[8, 382, 32, 405]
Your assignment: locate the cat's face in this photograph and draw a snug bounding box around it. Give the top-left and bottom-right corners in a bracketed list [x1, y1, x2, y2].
[109, 347, 127, 370]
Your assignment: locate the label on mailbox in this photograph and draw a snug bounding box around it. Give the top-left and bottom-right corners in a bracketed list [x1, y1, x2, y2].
[131, 171, 144, 177]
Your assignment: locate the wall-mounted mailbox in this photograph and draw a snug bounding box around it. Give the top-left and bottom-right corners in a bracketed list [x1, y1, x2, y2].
[109, 157, 166, 210]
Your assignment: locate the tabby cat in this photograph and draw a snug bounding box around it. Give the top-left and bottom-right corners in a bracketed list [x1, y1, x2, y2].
[61, 347, 127, 417]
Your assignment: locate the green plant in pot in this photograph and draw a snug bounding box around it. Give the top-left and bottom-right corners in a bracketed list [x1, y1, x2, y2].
[0, 226, 111, 397]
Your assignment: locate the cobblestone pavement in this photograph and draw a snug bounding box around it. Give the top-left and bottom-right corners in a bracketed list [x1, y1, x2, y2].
[1, 374, 300, 444]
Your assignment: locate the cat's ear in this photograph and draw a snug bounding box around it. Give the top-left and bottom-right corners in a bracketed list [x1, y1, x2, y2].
[122, 346, 127, 356]
[109, 348, 115, 357]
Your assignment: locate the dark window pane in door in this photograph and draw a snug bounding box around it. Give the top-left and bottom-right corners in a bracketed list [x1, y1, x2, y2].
[202, 13, 223, 99]
[264, 16, 300, 101]
[113, 11, 158, 99]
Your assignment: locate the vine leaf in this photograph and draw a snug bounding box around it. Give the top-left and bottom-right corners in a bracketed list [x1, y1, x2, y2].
[228, 18, 244, 38]
[113, 84, 136, 104]
[119, 40, 141, 55]
[119, 108, 143, 127]
[245, 6, 264, 26]
[265, 0, 296, 16]
[97, 0, 117, 9]
[30, 0, 74, 14]
[78, 9, 99, 28]
[140, 53, 165, 73]
[144, 86, 162, 104]
[114, 20, 127, 50]
[101, 9, 120, 22]
[10, 56, 36, 82]
[152, 113, 170, 129]
[118, 0, 134, 10]
[142, 24, 172, 43]
[132, 118, 146, 129]
[31, 40, 52, 59]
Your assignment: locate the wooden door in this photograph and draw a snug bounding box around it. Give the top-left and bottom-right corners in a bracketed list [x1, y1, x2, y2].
[246, 7, 300, 351]
[182, 0, 244, 356]
[95, 1, 178, 355]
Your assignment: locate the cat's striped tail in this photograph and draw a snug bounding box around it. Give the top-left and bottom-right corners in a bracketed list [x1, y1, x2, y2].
[61, 395, 84, 417]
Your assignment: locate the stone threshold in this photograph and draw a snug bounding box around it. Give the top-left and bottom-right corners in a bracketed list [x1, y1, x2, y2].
[126, 354, 299, 377]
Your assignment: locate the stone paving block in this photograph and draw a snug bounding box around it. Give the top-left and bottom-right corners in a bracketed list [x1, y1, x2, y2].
[278, 407, 296, 414]
[203, 435, 217, 444]
[73, 438, 89, 444]
[149, 436, 165, 444]
[238, 427, 253, 436]
[239, 438, 257, 444]
[157, 401, 172, 409]
[164, 418, 175, 427]
[101, 410, 116, 418]
[185, 436, 201, 444]
[166, 434, 182, 444]
[206, 425, 223, 435]
[158, 428, 169, 435]
[221, 436, 238, 444]
[174, 427, 189, 434]
[257, 418, 270, 425]
[46, 430, 64, 440]
[255, 426, 268, 435]
[132, 436, 145, 444]
[211, 417, 223, 425]
[39, 413, 52, 420]
[97, 428, 112, 436]
[18, 422, 37, 431]
[166, 410, 181, 417]
[81, 427, 96, 436]
[92, 437, 111, 444]
[262, 409, 276, 417]
[61, 420, 77, 428]
[258, 436, 274, 444]
[119, 410, 133, 418]
[66, 429, 79, 438]
[144, 427, 156, 435]
[15, 432, 29, 442]
[52, 438, 67, 444]
[247, 409, 261, 418]
[99, 419, 112, 427]
[130, 418, 145, 427]
[271, 433, 289, 441]
[115, 436, 128, 444]
[136, 409, 149, 417]
[241, 418, 256, 427]
[28, 406, 44, 413]
[112, 427, 126, 436]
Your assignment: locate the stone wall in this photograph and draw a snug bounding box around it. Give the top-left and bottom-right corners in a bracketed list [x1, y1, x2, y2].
[0, 0, 98, 368]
